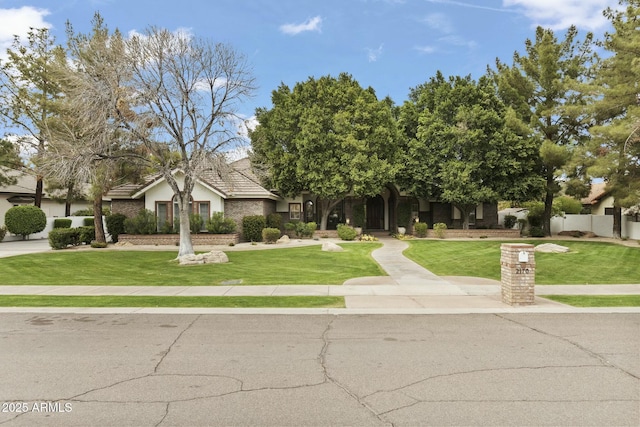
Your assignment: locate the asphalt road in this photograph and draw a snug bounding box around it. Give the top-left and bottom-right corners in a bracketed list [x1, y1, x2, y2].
[0, 313, 638, 426]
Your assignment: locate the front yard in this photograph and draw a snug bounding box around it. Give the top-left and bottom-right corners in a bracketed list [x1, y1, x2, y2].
[0, 243, 385, 286]
[404, 240, 640, 284]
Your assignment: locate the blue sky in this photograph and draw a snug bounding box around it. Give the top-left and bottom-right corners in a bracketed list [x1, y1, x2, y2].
[0, 0, 619, 132]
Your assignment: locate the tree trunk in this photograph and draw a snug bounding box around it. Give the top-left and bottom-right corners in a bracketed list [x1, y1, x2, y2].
[93, 194, 106, 243]
[318, 198, 341, 230]
[177, 195, 194, 257]
[542, 175, 554, 237]
[612, 205, 622, 239]
[65, 182, 74, 217]
[456, 204, 474, 230]
[35, 176, 43, 208]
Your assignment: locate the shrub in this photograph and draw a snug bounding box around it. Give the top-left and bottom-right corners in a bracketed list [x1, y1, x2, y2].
[337, 224, 358, 241]
[77, 226, 95, 244]
[266, 213, 282, 229]
[305, 221, 317, 237]
[4, 205, 46, 239]
[529, 226, 545, 237]
[0, 225, 6, 242]
[190, 213, 203, 234]
[48, 228, 80, 249]
[433, 222, 447, 239]
[105, 213, 127, 243]
[206, 212, 237, 234]
[83, 217, 94, 226]
[503, 215, 517, 230]
[414, 222, 428, 238]
[53, 218, 72, 229]
[554, 196, 582, 214]
[284, 221, 298, 236]
[242, 215, 266, 242]
[124, 209, 156, 235]
[72, 208, 93, 216]
[262, 227, 281, 244]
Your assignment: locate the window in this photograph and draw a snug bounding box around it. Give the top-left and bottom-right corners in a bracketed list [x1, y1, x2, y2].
[198, 202, 209, 231]
[156, 202, 170, 232]
[289, 203, 301, 220]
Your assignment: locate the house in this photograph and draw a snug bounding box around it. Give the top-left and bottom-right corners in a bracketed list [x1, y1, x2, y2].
[0, 168, 95, 228]
[278, 187, 498, 232]
[107, 158, 281, 237]
[107, 158, 500, 239]
[581, 182, 614, 215]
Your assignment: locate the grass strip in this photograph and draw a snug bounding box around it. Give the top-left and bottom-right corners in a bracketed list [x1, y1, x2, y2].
[0, 295, 346, 308]
[543, 295, 640, 307]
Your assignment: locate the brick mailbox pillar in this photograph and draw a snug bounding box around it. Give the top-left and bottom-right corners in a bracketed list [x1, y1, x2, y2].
[500, 243, 535, 306]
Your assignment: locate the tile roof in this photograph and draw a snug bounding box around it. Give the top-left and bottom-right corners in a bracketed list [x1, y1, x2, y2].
[581, 182, 608, 205]
[106, 159, 278, 200]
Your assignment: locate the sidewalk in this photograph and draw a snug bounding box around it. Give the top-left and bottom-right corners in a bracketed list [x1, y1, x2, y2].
[0, 237, 638, 314]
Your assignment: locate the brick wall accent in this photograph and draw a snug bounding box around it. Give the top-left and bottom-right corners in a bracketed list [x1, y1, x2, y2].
[224, 199, 277, 241]
[119, 233, 239, 246]
[423, 229, 520, 238]
[112, 199, 145, 218]
[500, 243, 535, 306]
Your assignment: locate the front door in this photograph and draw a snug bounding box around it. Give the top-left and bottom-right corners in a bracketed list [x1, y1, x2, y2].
[366, 195, 385, 229]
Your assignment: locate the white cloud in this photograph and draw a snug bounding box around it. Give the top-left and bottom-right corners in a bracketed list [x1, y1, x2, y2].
[280, 16, 322, 35]
[414, 45, 437, 54]
[0, 7, 51, 60]
[439, 35, 477, 49]
[422, 13, 455, 34]
[367, 44, 384, 62]
[502, 0, 618, 31]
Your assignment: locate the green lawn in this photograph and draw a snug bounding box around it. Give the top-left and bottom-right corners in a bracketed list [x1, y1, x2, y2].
[0, 295, 345, 308]
[404, 240, 640, 284]
[0, 243, 384, 286]
[544, 295, 640, 307]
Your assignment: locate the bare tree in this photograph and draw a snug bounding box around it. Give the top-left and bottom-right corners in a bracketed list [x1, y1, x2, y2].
[118, 27, 256, 257]
[47, 19, 255, 256]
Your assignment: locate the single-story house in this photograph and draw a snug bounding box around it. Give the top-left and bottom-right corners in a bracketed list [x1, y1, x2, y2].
[0, 168, 96, 228]
[107, 158, 281, 237]
[107, 158, 499, 239]
[581, 182, 614, 215]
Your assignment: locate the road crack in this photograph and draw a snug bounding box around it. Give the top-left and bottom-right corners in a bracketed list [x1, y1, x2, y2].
[319, 316, 391, 426]
[495, 314, 640, 380]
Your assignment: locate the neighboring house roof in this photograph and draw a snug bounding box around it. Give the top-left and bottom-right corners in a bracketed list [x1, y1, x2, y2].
[106, 158, 279, 200]
[581, 182, 608, 206]
[0, 168, 97, 201]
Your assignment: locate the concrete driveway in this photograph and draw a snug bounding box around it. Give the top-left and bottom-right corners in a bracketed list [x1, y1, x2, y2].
[0, 239, 51, 258]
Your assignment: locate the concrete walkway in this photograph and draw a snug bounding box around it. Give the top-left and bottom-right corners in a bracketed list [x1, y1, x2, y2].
[0, 236, 639, 313]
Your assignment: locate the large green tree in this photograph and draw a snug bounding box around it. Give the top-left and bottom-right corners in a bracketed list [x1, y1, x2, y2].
[491, 26, 596, 235]
[0, 28, 65, 207]
[250, 73, 399, 230]
[587, 0, 640, 238]
[398, 72, 542, 229]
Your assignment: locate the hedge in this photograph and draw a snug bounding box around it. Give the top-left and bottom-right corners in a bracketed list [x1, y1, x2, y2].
[48, 228, 81, 249]
[105, 213, 127, 243]
[337, 224, 358, 241]
[4, 205, 46, 239]
[262, 227, 281, 244]
[53, 218, 73, 229]
[242, 215, 266, 242]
